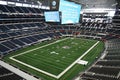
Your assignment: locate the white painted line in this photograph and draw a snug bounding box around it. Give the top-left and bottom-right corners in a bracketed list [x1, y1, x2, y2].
[10, 39, 99, 79]
[10, 38, 69, 79]
[11, 38, 69, 58]
[10, 57, 58, 78]
[57, 41, 99, 78]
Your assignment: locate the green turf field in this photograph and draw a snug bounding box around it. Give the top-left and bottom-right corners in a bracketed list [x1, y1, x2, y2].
[3, 37, 104, 80]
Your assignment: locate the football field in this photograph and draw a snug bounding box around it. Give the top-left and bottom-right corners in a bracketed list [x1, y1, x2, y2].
[4, 37, 104, 80]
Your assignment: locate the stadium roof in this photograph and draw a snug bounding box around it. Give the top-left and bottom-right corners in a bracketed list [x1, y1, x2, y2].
[69, 0, 117, 9]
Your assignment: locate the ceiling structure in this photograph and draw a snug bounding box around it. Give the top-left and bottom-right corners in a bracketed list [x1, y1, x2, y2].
[3, 0, 118, 9]
[68, 0, 117, 9]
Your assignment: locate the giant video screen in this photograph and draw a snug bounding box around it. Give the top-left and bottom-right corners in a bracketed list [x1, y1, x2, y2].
[59, 0, 81, 24]
[44, 11, 60, 22]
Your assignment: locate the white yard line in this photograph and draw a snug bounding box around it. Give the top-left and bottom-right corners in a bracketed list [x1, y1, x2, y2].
[10, 39, 100, 79]
[10, 57, 58, 78]
[11, 37, 69, 58]
[57, 41, 100, 78]
[9, 38, 69, 78]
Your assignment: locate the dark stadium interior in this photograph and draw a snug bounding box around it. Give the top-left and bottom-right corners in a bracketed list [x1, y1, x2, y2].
[0, 0, 120, 80]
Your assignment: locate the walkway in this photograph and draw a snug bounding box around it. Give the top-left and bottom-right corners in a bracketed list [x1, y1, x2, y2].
[0, 60, 39, 80]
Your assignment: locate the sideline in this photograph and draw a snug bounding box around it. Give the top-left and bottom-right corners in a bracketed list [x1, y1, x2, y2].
[10, 39, 99, 79]
[57, 41, 99, 78]
[11, 37, 69, 58]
